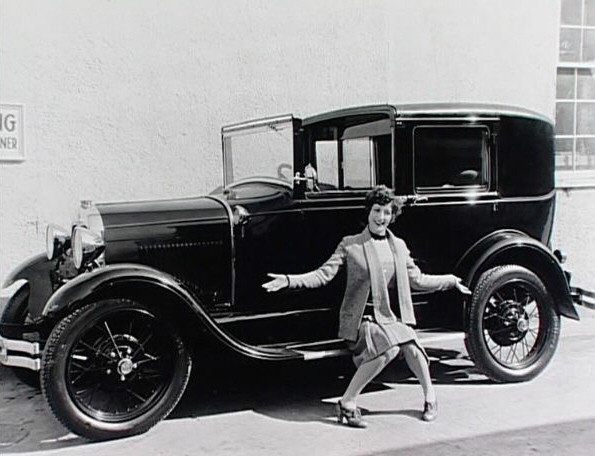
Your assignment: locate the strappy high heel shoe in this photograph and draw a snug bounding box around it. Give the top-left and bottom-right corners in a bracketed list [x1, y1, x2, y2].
[422, 400, 438, 422]
[336, 401, 367, 428]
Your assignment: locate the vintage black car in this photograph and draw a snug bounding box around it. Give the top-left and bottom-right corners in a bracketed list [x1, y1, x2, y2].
[1, 103, 592, 440]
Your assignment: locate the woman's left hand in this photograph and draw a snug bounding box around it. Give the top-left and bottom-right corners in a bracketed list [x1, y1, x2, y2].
[452, 276, 472, 295]
[262, 273, 290, 292]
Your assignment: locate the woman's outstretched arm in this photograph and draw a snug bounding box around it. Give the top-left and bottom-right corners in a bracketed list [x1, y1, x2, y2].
[262, 239, 347, 292]
[405, 244, 471, 294]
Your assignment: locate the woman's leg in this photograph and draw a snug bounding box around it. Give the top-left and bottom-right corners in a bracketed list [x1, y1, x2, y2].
[341, 347, 399, 409]
[402, 343, 436, 403]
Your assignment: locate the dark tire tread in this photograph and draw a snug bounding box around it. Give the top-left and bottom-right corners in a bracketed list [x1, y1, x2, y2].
[41, 299, 192, 440]
[465, 265, 560, 383]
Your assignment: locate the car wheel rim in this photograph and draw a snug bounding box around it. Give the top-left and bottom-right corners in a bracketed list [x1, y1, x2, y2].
[65, 308, 177, 422]
[481, 280, 547, 369]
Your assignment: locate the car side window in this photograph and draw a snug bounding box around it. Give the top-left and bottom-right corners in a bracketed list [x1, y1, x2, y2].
[343, 138, 374, 188]
[414, 126, 489, 192]
[312, 134, 392, 192]
[315, 140, 339, 189]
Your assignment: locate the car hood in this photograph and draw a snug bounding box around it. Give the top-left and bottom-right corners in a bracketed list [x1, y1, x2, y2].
[96, 196, 229, 238]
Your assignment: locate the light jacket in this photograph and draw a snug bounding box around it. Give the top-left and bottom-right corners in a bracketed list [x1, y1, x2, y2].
[287, 228, 457, 342]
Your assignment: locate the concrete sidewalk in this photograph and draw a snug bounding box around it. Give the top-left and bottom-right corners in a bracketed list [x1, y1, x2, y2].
[1, 308, 594, 456]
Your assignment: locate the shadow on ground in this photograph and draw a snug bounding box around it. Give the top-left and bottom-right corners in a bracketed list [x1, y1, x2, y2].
[0, 346, 491, 453]
[169, 346, 491, 423]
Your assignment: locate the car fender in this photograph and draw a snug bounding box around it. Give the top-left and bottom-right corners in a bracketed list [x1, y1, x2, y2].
[2, 253, 58, 319]
[456, 229, 579, 320]
[42, 263, 299, 360]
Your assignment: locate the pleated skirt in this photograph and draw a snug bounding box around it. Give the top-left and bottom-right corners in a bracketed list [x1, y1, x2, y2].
[348, 316, 429, 368]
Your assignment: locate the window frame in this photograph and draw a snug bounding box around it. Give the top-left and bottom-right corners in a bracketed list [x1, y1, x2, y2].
[555, 0, 595, 188]
[306, 118, 395, 196]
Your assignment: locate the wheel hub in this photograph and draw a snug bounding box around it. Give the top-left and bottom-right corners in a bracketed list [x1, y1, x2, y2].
[488, 300, 529, 346]
[517, 318, 529, 332]
[117, 357, 135, 376]
[94, 334, 144, 381]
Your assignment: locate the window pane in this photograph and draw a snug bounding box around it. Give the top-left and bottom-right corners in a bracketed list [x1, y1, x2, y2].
[555, 138, 574, 170]
[562, 0, 582, 25]
[343, 138, 373, 189]
[578, 69, 595, 99]
[560, 28, 581, 61]
[555, 102, 575, 135]
[586, 0, 595, 26]
[414, 127, 488, 190]
[583, 30, 595, 61]
[224, 121, 294, 184]
[577, 102, 595, 134]
[557, 68, 576, 99]
[315, 141, 339, 189]
[577, 138, 595, 170]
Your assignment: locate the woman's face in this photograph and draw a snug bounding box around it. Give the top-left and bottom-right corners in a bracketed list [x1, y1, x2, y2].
[367, 203, 393, 236]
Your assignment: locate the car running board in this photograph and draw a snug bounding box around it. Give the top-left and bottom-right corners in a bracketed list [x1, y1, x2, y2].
[286, 329, 465, 361]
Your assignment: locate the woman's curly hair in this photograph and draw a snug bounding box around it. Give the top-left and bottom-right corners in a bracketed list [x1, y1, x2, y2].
[364, 185, 405, 222]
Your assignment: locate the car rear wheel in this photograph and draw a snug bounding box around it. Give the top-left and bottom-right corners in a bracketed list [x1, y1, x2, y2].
[41, 298, 191, 440]
[1, 284, 40, 388]
[465, 265, 560, 383]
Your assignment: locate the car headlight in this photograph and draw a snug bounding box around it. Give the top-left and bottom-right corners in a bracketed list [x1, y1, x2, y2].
[72, 226, 105, 269]
[46, 224, 71, 260]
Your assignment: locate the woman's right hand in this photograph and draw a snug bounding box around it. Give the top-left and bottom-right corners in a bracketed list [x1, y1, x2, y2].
[262, 273, 290, 293]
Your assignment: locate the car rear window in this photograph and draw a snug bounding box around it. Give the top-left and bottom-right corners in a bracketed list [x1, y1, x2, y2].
[413, 125, 489, 192]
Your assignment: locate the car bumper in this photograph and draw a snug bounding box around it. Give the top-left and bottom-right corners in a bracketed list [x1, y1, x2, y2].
[0, 335, 40, 370]
[571, 286, 595, 311]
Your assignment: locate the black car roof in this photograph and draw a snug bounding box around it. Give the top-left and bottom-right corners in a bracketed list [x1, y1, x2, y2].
[301, 103, 552, 126]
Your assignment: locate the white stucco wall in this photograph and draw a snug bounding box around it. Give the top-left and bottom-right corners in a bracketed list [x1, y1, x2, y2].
[0, 0, 562, 283]
[552, 189, 595, 291]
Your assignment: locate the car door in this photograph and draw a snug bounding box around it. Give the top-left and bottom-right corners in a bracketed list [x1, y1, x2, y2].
[289, 115, 396, 340]
[392, 119, 499, 273]
[388, 118, 499, 325]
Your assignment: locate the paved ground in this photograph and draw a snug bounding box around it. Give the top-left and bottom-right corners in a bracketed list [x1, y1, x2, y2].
[1, 307, 595, 456]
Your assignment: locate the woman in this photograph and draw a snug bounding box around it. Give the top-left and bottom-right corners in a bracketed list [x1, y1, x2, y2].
[263, 185, 471, 428]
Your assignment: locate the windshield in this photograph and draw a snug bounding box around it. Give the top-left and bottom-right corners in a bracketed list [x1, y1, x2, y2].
[222, 115, 295, 187]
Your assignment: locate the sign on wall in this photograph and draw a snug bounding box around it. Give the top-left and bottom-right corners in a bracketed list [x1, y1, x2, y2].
[0, 104, 24, 162]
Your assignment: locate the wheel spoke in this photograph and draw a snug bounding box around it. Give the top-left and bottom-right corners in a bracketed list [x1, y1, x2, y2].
[521, 336, 531, 357]
[486, 326, 516, 336]
[72, 365, 107, 377]
[78, 382, 101, 407]
[131, 333, 154, 359]
[78, 340, 112, 360]
[484, 332, 503, 357]
[493, 291, 505, 303]
[104, 321, 122, 358]
[125, 388, 149, 404]
[512, 343, 520, 363]
[135, 355, 160, 366]
[527, 303, 539, 318]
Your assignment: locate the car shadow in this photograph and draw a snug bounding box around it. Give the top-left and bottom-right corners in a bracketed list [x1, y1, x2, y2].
[0, 346, 492, 452]
[169, 346, 492, 425]
[377, 347, 494, 386]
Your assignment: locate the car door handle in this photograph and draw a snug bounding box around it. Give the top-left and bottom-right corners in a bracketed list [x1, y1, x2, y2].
[404, 195, 428, 206]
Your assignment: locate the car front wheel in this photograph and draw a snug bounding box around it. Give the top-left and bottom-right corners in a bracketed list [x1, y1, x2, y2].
[465, 265, 560, 383]
[41, 298, 191, 440]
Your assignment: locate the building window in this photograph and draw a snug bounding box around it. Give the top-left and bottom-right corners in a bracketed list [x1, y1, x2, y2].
[556, 0, 595, 185]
